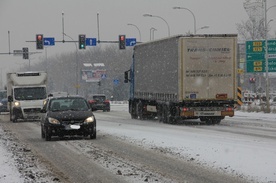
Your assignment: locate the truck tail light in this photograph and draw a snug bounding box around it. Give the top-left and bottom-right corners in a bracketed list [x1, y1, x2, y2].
[182, 107, 189, 112]
[104, 100, 110, 103]
[225, 107, 234, 112]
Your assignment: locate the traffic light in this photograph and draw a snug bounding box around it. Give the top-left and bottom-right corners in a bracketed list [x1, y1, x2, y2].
[36, 34, 44, 49]
[249, 77, 256, 83]
[22, 47, 29, 59]
[79, 34, 86, 49]
[98, 81, 101, 86]
[119, 35, 126, 49]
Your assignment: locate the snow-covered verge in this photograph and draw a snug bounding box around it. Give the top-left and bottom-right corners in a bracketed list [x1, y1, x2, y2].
[0, 123, 61, 183]
[97, 104, 276, 183]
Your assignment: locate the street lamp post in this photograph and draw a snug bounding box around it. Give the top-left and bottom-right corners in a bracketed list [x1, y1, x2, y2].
[264, 0, 269, 112]
[196, 26, 209, 33]
[173, 7, 196, 34]
[63, 33, 79, 95]
[264, 1, 276, 113]
[127, 23, 141, 42]
[150, 27, 157, 40]
[143, 14, 170, 36]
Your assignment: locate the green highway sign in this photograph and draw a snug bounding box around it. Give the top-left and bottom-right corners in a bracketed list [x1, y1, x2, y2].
[246, 40, 276, 72]
[246, 53, 265, 60]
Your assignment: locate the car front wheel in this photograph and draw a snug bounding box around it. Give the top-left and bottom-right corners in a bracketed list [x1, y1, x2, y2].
[45, 127, 52, 141]
[89, 126, 96, 139]
[41, 125, 45, 138]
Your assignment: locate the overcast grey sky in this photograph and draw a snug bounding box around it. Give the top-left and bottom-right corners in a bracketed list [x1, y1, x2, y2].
[0, 0, 275, 82]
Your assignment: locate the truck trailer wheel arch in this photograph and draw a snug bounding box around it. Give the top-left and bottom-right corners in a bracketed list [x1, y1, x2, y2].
[136, 101, 145, 120]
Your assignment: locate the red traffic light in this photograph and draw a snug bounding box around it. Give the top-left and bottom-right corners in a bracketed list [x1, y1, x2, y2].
[120, 35, 125, 41]
[37, 35, 42, 40]
[119, 35, 126, 49]
[36, 34, 44, 50]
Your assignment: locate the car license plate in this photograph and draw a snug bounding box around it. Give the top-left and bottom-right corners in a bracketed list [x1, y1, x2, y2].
[70, 125, 80, 129]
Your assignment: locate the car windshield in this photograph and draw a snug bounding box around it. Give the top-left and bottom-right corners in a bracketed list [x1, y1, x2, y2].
[93, 96, 106, 102]
[49, 98, 89, 111]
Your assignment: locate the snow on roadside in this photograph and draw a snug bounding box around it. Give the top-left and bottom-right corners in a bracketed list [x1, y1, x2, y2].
[0, 124, 61, 183]
[0, 127, 23, 183]
[98, 104, 276, 183]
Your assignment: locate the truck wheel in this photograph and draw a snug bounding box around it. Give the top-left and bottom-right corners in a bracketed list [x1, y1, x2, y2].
[130, 102, 138, 119]
[205, 117, 221, 125]
[10, 112, 12, 122]
[131, 114, 138, 119]
[137, 102, 144, 120]
[162, 105, 171, 123]
[212, 117, 222, 124]
[205, 118, 215, 125]
[157, 105, 163, 122]
[45, 127, 51, 141]
[12, 114, 17, 123]
[214, 119, 221, 124]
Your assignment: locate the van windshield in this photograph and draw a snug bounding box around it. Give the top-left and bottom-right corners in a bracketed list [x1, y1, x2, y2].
[14, 87, 47, 100]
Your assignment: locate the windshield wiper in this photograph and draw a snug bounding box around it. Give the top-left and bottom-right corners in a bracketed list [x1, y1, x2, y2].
[51, 109, 61, 112]
[69, 108, 79, 111]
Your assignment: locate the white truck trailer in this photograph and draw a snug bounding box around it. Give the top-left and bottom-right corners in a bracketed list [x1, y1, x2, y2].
[7, 71, 47, 122]
[124, 34, 237, 124]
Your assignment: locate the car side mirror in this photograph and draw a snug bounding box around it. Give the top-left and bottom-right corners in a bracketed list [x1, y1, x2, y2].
[40, 108, 47, 113]
[8, 95, 13, 102]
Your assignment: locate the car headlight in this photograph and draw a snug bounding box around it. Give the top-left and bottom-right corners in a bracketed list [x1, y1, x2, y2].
[48, 117, 60, 124]
[84, 116, 95, 123]
[14, 101, 20, 107]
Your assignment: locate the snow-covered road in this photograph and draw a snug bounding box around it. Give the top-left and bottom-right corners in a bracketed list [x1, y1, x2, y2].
[1, 104, 276, 183]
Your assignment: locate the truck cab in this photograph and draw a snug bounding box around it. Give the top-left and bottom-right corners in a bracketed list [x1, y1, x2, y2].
[7, 72, 47, 122]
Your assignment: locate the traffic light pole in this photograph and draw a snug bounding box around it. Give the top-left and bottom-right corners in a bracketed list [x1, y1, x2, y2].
[63, 33, 79, 95]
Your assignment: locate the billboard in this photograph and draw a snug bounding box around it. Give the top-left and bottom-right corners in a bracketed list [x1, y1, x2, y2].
[81, 69, 106, 82]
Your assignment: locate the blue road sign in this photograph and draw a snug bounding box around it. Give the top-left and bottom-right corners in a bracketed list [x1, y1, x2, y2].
[126, 38, 136, 46]
[113, 79, 119, 85]
[86, 38, 97, 46]
[44, 37, 55, 46]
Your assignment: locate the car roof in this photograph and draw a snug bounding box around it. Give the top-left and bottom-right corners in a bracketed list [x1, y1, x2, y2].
[48, 91, 69, 97]
[49, 95, 85, 100]
[88, 94, 106, 97]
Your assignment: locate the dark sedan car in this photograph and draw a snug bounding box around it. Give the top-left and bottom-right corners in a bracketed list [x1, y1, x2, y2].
[40, 96, 96, 141]
[87, 94, 110, 112]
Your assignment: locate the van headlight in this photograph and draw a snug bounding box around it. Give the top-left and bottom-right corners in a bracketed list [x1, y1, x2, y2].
[14, 101, 20, 107]
[84, 116, 95, 123]
[48, 117, 60, 124]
